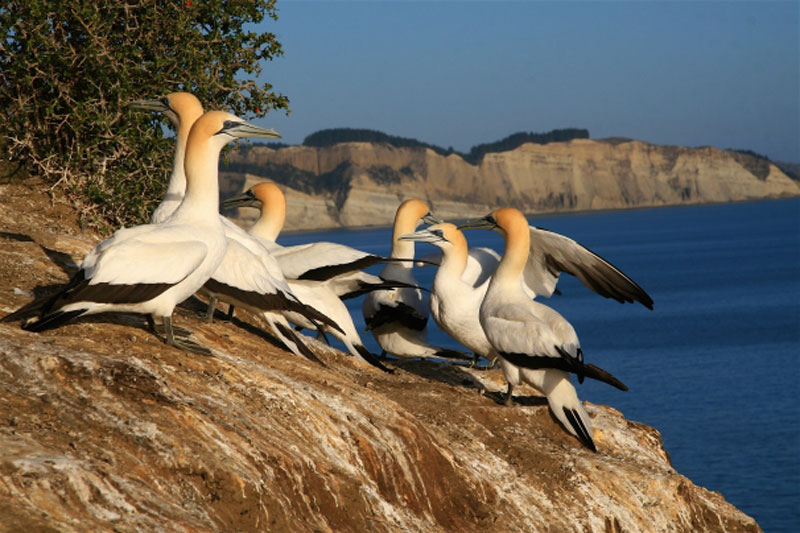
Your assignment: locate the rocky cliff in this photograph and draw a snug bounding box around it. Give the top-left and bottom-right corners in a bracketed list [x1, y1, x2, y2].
[0, 181, 761, 532]
[221, 139, 799, 231]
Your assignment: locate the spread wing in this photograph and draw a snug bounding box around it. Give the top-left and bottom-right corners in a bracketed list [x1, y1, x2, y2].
[274, 242, 384, 281]
[525, 226, 653, 309]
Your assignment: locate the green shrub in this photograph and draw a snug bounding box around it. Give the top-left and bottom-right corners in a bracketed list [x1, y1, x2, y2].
[0, 0, 289, 231]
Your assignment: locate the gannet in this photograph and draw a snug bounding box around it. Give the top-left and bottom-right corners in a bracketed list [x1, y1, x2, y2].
[129, 92, 204, 223]
[222, 182, 393, 372]
[223, 182, 409, 297]
[130, 95, 343, 362]
[3, 111, 282, 354]
[400, 224, 499, 362]
[362, 200, 469, 361]
[458, 208, 648, 451]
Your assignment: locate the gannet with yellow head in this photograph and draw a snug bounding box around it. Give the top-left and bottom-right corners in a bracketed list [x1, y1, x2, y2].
[362, 200, 469, 361]
[130, 92, 204, 224]
[223, 182, 394, 372]
[4, 111, 282, 354]
[459, 207, 645, 451]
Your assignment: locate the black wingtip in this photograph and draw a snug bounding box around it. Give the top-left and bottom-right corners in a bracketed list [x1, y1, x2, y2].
[275, 321, 325, 366]
[21, 309, 86, 332]
[434, 348, 471, 361]
[354, 344, 394, 374]
[583, 363, 628, 391]
[563, 407, 597, 452]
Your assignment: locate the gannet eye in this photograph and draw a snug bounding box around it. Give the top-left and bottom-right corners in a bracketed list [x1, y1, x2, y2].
[160, 96, 170, 109]
[486, 215, 497, 225]
[223, 120, 238, 130]
[432, 229, 444, 239]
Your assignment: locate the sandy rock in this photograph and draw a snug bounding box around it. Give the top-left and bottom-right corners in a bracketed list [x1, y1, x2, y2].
[0, 182, 761, 532]
[222, 139, 799, 230]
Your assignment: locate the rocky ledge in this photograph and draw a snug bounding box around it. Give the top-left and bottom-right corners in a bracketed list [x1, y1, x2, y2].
[0, 182, 760, 532]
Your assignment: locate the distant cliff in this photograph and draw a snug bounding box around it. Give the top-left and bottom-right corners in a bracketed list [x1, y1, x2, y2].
[220, 139, 799, 231]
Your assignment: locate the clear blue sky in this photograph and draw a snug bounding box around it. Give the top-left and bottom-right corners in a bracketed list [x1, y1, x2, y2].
[252, 1, 799, 163]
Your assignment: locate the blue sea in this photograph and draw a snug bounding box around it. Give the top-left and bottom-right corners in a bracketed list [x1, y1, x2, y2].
[279, 198, 800, 532]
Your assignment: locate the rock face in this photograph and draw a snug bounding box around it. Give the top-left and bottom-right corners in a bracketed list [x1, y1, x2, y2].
[221, 139, 799, 231]
[0, 182, 762, 532]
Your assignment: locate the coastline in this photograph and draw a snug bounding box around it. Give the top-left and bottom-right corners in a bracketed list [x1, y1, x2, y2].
[276, 194, 800, 235]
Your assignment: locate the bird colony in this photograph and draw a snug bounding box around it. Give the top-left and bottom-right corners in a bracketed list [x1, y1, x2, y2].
[3, 92, 654, 452]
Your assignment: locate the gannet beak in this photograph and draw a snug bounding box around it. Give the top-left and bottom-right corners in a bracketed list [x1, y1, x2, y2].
[400, 229, 444, 244]
[457, 214, 498, 231]
[220, 120, 281, 139]
[129, 97, 170, 112]
[422, 211, 444, 225]
[222, 190, 260, 210]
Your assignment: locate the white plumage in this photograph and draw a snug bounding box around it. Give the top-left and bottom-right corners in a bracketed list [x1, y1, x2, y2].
[222, 181, 393, 372]
[456, 207, 651, 451]
[362, 200, 468, 361]
[4, 110, 279, 354]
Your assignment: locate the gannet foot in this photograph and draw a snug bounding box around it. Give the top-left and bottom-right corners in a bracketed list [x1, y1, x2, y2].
[504, 383, 514, 406]
[147, 315, 190, 337]
[169, 336, 213, 356]
[159, 315, 211, 356]
[204, 296, 218, 323]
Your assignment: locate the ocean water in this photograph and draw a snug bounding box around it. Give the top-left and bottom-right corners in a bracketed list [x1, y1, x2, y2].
[279, 198, 800, 532]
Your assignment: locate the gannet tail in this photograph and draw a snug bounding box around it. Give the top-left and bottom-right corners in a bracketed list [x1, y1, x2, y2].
[269, 317, 324, 365]
[353, 343, 394, 374]
[544, 375, 597, 452]
[21, 309, 87, 332]
[583, 363, 628, 391]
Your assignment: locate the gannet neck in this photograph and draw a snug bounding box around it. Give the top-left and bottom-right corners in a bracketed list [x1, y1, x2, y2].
[390, 199, 430, 260]
[436, 224, 469, 280]
[250, 182, 286, 241]
[177, 111, 236, 219]
[165, 93, 204, 201]
[493, 208, 530, 283]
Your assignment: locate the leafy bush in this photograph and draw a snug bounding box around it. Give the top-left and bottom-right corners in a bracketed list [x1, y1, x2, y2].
[465, 128, 589, 163]
[0, 1, 288, 231]
[303, 128, 454, 156]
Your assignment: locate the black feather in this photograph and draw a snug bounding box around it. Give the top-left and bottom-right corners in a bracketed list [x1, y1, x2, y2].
[563, 407, 596, 452]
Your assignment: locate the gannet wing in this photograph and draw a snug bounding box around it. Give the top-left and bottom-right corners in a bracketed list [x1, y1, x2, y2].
[525, 226, 654, 309]
[86, 237, 207, 287]
[463, 247, 501, 288]
[363, 284, 428, 332]
[274, 242, 384, 281]
[364, 301, 428, 332]
[483, 303, 583, 374]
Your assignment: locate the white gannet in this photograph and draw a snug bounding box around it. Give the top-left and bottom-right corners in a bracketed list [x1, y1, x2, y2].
[222, 182, 393, 372]
[3, 111, 282, 354]
[458, 208, 649, 451]
[129, 92, 205, 224]
[400, 224, 499, 363]
[130, 95, 343, 363]
[224, 182, 410, 297]
[362, 200, 469, 361]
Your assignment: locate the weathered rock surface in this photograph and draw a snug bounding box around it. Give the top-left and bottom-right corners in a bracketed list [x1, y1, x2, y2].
[0, 182, 761, 532]
[221, 139, 799, 230]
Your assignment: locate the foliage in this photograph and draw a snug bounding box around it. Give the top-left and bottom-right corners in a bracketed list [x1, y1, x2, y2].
[303, 128, 455, 157]
[0, 0, 288, 230]
[464, 128, 589, 164]
[300, 127, 590, 165]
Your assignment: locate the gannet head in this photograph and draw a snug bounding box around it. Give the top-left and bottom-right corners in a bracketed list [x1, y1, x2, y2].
[129, 92, 204, 129]
[189, 110, 281, 153]
[400, 223, 465, 251]
[394, 199, 440, 231]
[222, 181, 284, 212]
[458, 207, 527, 240]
